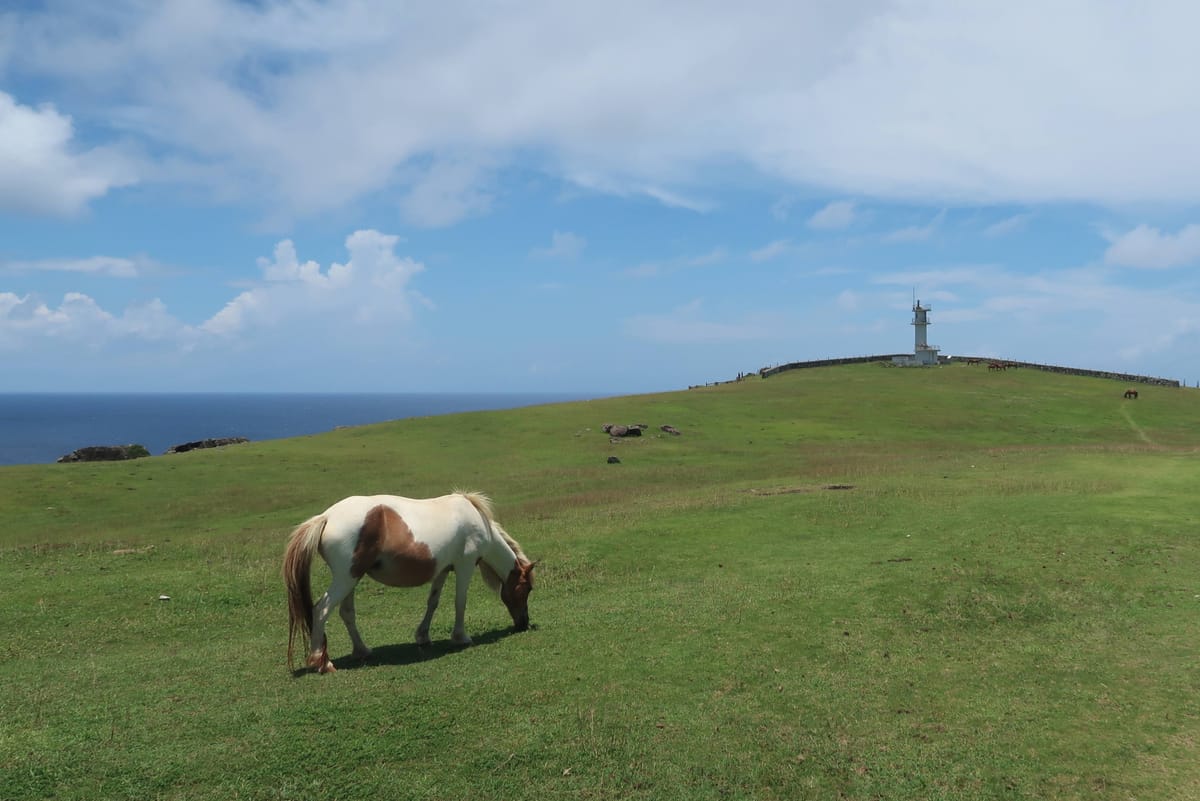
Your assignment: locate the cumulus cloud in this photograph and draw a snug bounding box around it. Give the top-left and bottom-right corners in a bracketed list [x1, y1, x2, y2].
[0, 291, 186, 349]
[0, 92, 137, 216]
[1104, 224, 1200, 269]
[202, 229, 426, 335]
[1, 230, 427, 359]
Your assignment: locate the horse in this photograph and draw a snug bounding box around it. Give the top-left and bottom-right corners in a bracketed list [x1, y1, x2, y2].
[988, 362, 1007, 371]
[283, 491, 536, 674]
[1124, 389, 1139, 399]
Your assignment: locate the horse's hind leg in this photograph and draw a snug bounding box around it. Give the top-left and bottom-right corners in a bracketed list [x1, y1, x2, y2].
[339, 589, 372, 660]
[415, 567, 451, 646]
[309, 573, 357, 673]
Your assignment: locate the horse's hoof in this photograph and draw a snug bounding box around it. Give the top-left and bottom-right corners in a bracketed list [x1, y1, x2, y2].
[451, 635, 473, 647]
[317, 661, 337, 674]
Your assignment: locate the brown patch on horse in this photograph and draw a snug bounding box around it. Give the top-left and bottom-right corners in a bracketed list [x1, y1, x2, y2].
[352, 505, 437, 587]
[501, 561, 536, 631]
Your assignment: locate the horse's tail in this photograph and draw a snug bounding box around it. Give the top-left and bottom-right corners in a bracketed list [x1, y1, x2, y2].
[282, 514, 328, 670]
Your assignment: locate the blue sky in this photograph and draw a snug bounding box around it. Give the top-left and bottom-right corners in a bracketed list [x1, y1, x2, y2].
[2, 0, 1200, 393]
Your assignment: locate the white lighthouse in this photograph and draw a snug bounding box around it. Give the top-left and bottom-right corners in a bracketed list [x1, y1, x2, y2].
[910, 299, 939, 365]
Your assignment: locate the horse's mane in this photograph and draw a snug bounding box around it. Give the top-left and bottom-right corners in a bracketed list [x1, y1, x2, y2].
[456, 490, 529, 594]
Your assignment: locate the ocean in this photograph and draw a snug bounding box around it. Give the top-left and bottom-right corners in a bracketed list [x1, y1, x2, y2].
[0, 392, 593, 467]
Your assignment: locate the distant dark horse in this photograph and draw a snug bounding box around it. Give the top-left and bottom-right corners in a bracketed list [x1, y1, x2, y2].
[1124, 389, 1139, 399]
[988, 362, 1007, 371]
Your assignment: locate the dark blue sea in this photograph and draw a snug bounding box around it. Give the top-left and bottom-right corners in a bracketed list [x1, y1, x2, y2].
[0, 393, 593, 466]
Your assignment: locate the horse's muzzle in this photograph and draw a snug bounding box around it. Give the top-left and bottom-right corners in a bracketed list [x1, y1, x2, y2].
[513, 614, 530, 632]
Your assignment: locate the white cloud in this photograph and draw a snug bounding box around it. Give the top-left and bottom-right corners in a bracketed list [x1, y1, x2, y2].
[836, 290, 861, 310]
[0, 291, 188, 349]
[883, 210, 946, 243]
[16, 2, 1200, 219]
[532, 231, 586, 260]
[398, 159, 494, 228]
[1103, 224, 1200, 269]
[1, 255, 147, 278]
[750, 240, 790, 262]
[5, 0, 1200, 237]
[770, 196, 796, 221]
[202, 230, 426, 335]
[624, 247, 728, 278]
[2, 230, 428, 361]
[982, 213, 1031, 238]
[0, 92, 137, 216]
[807, 200, 856, 230]
[623, 299, 774, 345]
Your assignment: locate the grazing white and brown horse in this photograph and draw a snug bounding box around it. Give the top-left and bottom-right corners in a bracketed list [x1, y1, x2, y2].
[283, 491, 535, 673]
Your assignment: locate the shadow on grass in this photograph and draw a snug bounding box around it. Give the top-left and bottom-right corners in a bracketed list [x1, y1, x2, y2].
[291, 625, 533, 677]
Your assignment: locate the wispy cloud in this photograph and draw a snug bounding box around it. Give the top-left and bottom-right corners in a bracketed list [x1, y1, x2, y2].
[807, 200, 856, 230]
[0, 256, 150, 278]
[750, 239, 790, 262]
[532, 230, 587, 260]
[770, 196, 796, 221]
[623, 299, 774, 345]
[1103, 223, 1200, 269]
[625, 247, 728, 278]
[883, 210, 946, 243]
[982, 213, 1031, 238]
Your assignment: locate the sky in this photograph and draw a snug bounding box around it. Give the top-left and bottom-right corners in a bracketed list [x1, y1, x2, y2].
[2, 0, 1200, 393]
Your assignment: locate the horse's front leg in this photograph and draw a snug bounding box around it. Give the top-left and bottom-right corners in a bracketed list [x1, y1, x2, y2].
[450, 563, 475, 646]
[415, 567, 451, 646]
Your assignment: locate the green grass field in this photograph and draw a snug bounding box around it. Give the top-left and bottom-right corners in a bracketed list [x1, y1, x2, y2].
[2, 363, 1198, 800]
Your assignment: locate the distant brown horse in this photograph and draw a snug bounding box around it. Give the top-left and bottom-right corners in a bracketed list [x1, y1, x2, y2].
[988, 362, 1007, 371]
[1124, 389, 1139, 399]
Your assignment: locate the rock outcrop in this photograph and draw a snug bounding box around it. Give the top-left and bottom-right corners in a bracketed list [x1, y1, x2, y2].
[57, 444, 151, 463]
[165, 437, 249, 454]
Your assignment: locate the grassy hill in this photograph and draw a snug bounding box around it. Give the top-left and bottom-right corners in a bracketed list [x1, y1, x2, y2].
[2, 363, 1198, 800]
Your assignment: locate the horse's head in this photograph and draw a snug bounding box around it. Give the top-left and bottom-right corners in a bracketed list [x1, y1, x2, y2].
[500, 559, 537, 631]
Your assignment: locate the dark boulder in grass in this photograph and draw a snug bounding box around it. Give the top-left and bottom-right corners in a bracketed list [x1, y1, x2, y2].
[601, 424, 644, 438]
[165, 437, 249, 455]
[57, 444, 151, 463]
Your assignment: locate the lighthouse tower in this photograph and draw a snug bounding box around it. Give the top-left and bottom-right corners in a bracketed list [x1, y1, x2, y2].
[911, 299, 939, 365]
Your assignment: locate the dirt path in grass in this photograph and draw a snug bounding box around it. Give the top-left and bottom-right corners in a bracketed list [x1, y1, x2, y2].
[1120, 404, 1156, 445]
